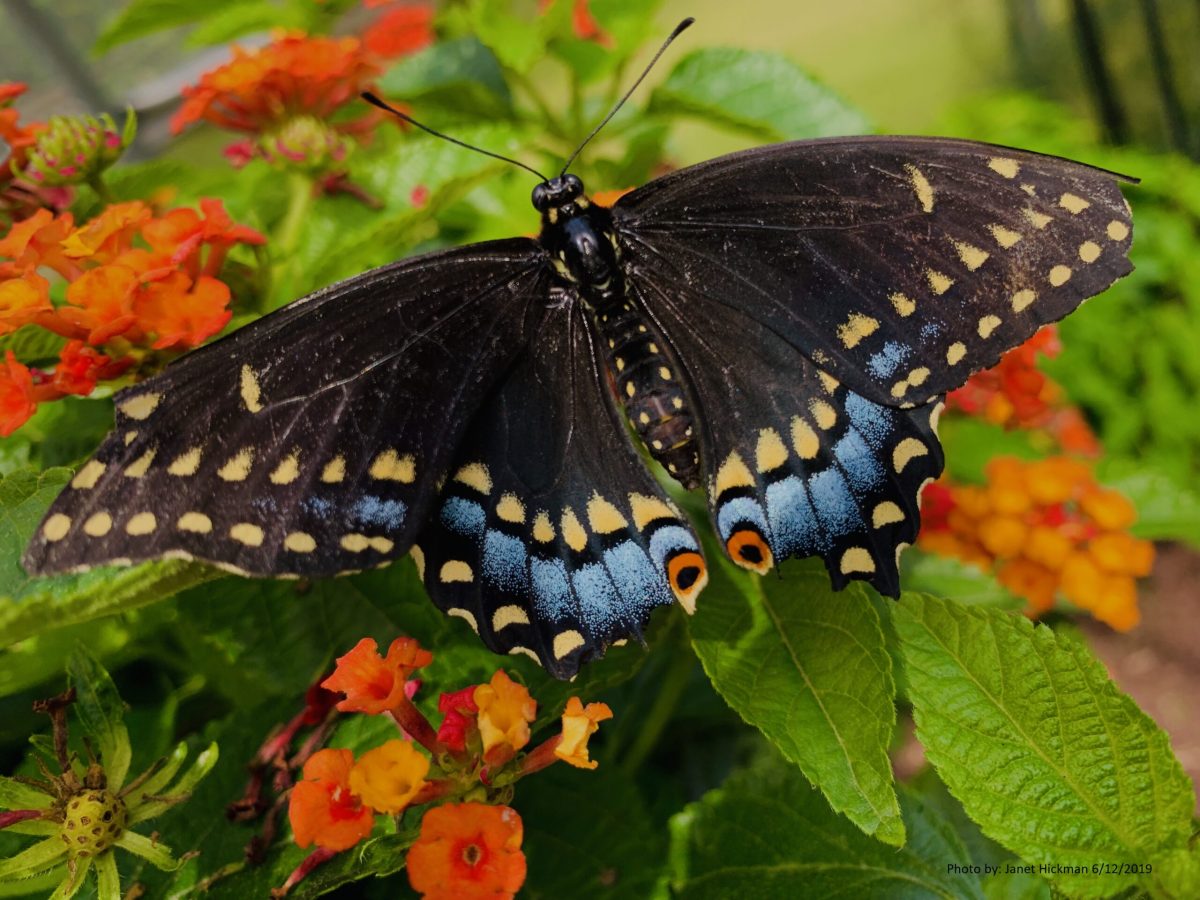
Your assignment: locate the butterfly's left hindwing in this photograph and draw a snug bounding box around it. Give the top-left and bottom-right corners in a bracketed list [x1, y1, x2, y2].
[629, 267, 943, 595]
[415, 298, 703, 679]
[24, 240, 550, 578]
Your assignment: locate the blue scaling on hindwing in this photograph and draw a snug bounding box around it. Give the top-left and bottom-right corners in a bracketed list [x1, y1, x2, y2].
[571, 562, 620, 633]
[440, 496, 486, 538]
[844, 392, 892, 449]
[716, 494, 769, 542]
[648, 523, 698, 569]
[603, 540, 671, 613]
[832, 430, 885, 492]
[482, 530, 527, 593]
[352, 495, 407, 530]
[867, 341, 911, 378]
[806, 468, 862, 543]
[529, 555, 572, 622]
[764, 475, 819, 557]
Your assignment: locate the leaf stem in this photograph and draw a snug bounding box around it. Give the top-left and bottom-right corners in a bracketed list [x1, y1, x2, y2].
[618, 621, 696, 777]
[269, 171, 315, 301]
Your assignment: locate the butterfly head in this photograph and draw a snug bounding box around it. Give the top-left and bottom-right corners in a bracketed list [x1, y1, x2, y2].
[532, 174, 586, 216]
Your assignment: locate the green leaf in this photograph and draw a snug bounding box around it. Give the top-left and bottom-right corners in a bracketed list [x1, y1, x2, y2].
[0, 469, 217, 647]
[467, 0, 547, 73]
[649, 47, 870, 142]
[0, 835, 67, 880]
[67, 645, 132, 791]
[186, 2, 308, 47]
[95, 852, 120, 900]
[687, 552, 903, 845]
[47, 860, 88, 900]
[901, 552, 1023, 610]
[895, 593, 1200, 899]
[668, 749, 983, 899]
[1096, 461, 1200, 547]
[93, 0, 254, 55]
[0, 776, 49, 812]
[379, 38, 513, 118]
[937, 416, 1041, 484]
[127, 743, 218, 825]
[114, 831, 178, 871]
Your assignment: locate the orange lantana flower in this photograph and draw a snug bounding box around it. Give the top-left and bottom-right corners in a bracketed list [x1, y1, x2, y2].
[555, 697, 613, 770]
[363, 4, 435, 59]
[0, 271, 51, 335]
[407, 803, 526, 900]
[0, 208, 78, 279]
[172, 33, 382, 137]
[348, 738, 430, 814]
[322, 637, 433, 715]
[0, 350, 35, 437]
[473, 671, 536, 765]
[288, 748, 375, 852]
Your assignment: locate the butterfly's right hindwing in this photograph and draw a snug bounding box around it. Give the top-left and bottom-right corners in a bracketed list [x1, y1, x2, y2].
[23, 239, 550, 578]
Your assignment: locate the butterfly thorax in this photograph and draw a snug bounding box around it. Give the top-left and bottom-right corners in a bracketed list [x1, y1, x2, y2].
[535, 177, 701, 489]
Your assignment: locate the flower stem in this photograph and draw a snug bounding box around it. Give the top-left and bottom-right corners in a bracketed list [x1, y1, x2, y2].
[617, 623, 696, 777]
[87, 174, 115, 205]
[269, 171, 315, 299]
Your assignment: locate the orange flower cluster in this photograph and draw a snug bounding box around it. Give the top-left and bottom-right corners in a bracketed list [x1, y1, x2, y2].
[947, 326, 1099, 455]
[920, 457, 1153, 630]
[362, 3, 435, 60]
[0, 199, 265, 435]
[284, 636, 612, 899]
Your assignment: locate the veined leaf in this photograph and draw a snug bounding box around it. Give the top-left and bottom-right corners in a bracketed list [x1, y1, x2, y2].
[68, 646, 132, 790]
[379, 38, 513, 118]
[895, 594, 1200, 899]
[668, 749, 983, 899]
[687, 552, 903, 846]
[649, 47, 870, 142]
[93, 0, 255, 55]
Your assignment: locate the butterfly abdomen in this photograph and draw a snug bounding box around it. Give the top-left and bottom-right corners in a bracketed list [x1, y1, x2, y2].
[597, 302, 700, 489]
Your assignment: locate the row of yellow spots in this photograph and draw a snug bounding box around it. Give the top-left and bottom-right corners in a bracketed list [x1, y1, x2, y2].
[439, 590, 586, 665]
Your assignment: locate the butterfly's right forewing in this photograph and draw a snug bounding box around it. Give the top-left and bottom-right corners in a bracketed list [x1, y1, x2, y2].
[24, 239, 550, 578]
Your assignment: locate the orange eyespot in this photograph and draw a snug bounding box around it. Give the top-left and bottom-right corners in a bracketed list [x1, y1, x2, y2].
[726, 528, 773, 575]
[666, 551, 707, 614]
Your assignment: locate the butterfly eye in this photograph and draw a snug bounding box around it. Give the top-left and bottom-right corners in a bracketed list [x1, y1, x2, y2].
[725, 528, 774, 575]
[562, 173, 584, 198]
[531, 184, 550, 212]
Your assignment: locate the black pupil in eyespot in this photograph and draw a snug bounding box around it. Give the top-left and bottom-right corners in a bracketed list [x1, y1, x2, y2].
[740, 545, 763, 563]
[676, 566, 700, 589]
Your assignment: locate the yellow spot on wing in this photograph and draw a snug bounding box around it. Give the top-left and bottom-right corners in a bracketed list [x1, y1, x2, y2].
[496, 493, 526, 523]
[791, 417, 819, 459]
[904, 164, 935, 212]
[561, 507, 588, 552]
[553, 630, 586, 660]
[587, 494, 627, 534]
[372, 450, 416, 483]
[1078, 240, 1101, 263]
[810, 399, 838, 430]
[126, 512, 156, 535]
[83, 512, 112, 537]
[493, 605, 530, 631]
[840, 547, 876, 574]
[908, 367, 930, 387]
[532, 510, 556, 543]
[953, 240, 989, 271]
[218, 448, 254, 482]
[926, 270, 954, 295]
[837, 313, 879, 349]
[987, 224, 1022, 248]
[818, 371, 839, 394]
[892, 438, 928, 472]
[988, 157, 1020, 178]
[1049, 265, 1072, 287]
[1106, 220, 1129, 241]
[658, 366, 672, 381]
[1022, 208, 1052, 229]
[947, 342, 967, 365]
[440, 560, 474, 583]
[629, 493, 675, 529]
[270, 451, 301, 485]
[410, 545, 425, 580]
[890, 292, 915, 317]
[125, 448, 156, 478]
[285, 531, 316, 553]
[72, 460, 106, 489]
[321, 456, 345, 483]
[43, 514, 71, 541]
[715, 452, 755, 495]
[240, 365, 263, 413]
[1011, 289, 1037, 312]
[178, 512, 212, 533]
[119, 393, 160, 421]
[448, 607, 478, 632]
[231, 523, 264, 546]
[977, 315, 1002, 338]
[168, 448, 202, 476]
[755, 428, 789, 472]
[124, 431, 138, 445]
[873, 502, 904, 528]
[1059, 193, 1090, 214]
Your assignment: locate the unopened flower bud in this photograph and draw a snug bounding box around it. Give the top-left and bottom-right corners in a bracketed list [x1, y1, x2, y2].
[259, 116, 351, 174]
[23, 110, 136, 187]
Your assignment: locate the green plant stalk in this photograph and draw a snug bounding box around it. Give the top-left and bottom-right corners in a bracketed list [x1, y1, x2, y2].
[86, 174, 115, 205]
[618, 620, 696, 777]
[269, 171, 315, 295]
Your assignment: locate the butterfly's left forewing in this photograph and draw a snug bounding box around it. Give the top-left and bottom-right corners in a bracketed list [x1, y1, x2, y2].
[24, 240, 550, 578]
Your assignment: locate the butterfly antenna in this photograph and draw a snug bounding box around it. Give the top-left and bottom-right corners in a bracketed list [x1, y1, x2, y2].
[361, 92, 550, 182]
[559, 17, 695, 177]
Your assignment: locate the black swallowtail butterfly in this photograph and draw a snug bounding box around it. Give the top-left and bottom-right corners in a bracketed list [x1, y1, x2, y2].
[23, 22, 1135, 679]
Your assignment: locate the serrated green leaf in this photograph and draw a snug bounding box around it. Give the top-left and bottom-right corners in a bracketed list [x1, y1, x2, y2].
[68, 645, 132, 791]
[0, 469, 216, 648]
[687, 552, 903, 845]
[668, 749, 983, 899]
[649, 47, 870, 142]
[379, 38, 513, 118]
[901, 552, 1023, 610]
[895, 593, 1199, 899]
[93, 0, 254, 55]
[0, 776, 49, 812]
